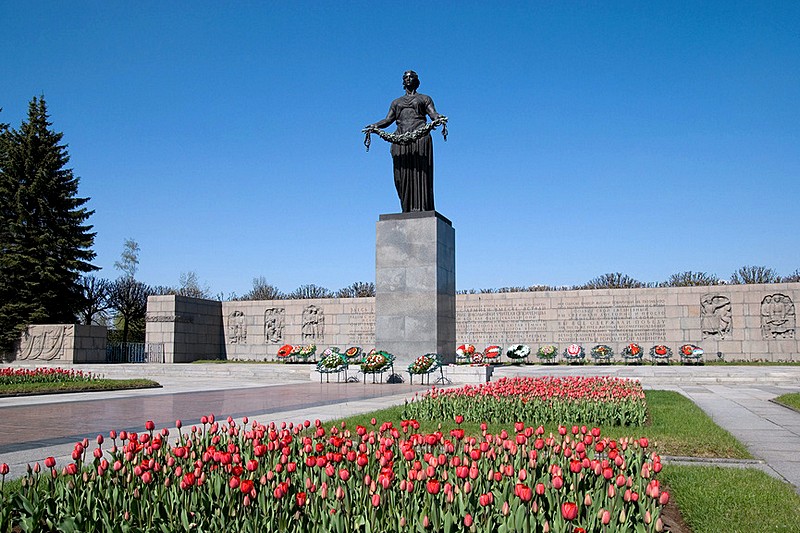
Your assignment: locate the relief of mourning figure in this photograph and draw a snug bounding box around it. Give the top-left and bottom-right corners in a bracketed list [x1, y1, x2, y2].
[364, 70, 447, 213]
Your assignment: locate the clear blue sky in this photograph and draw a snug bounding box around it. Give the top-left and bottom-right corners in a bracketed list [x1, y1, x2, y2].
[2, 2, 798, 296]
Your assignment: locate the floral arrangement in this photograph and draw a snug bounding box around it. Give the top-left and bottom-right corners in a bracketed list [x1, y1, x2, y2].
[536, 345, 558, 362]
[276, 344, 293, 359]
[455, 343, 476, 364]
[621, 343, 643, 362]
[360, 351, 394, 373]
[649, 345, 673, 362]
[296, 344, 316, 360]
[471, 352, 484, 364]
[316, 351, 346, 373]
[680, 344, 704, 363]
[482, 345, 502, 362]
[591, 344, 614, 362]
[562, 343, 585, 362]
[407, 353, 441, 375]
[343, 346, 362, 361]
[505, 344, 531, 361]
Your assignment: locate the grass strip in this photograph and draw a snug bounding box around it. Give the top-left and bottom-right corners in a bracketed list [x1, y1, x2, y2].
[774, 392, 800, 412]
[0, 379, 161, 397]
[660, 465, 800, 533]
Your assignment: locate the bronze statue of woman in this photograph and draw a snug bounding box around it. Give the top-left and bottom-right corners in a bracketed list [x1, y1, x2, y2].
[364, 70, 447, 213]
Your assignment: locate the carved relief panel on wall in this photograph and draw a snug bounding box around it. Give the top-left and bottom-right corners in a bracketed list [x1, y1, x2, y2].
[761, 294, 795, 339]
[228, 310, 247, 344]
[264, 308, 285, 344]
[16, 325, 70, 361]
[302, 305, 324, 341]
[700, 294, 732, 339]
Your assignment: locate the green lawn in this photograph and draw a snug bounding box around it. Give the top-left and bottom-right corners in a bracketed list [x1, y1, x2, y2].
[774, 392, 800, 411]
[0, 379, 160, 396]
[661, 465, 800, 533]
[330, 390, 751, 459]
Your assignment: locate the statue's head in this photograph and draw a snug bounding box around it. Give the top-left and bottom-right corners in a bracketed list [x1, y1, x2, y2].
[403, 70, 420, 91]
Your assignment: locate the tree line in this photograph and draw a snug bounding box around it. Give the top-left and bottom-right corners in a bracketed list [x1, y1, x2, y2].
[457, 266, 800, 295]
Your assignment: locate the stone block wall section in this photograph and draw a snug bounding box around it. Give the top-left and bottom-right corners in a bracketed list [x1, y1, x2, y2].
[12, 324, 106, 363]
[145, 282, 799, 363]
[145, 295, 223, 363]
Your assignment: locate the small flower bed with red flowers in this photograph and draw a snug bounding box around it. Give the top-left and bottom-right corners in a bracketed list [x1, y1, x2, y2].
[0, 414, 669, 532]
[403, 376, 647, 427]
[0, 367, 97, 385]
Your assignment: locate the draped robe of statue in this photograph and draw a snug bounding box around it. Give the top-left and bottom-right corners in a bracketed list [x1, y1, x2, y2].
[373, 93, 441, 212]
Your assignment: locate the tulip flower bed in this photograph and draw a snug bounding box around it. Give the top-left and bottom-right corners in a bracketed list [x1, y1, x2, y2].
[403, 377, 648, 428]
[0, 415, 669, 533]
[0, 367, 97, 385]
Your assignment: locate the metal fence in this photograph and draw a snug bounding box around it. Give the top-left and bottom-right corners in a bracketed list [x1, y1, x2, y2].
[106, 343, 165, 363]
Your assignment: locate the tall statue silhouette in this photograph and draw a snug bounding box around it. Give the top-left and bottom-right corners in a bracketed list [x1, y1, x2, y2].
[364, 70, 447, 213]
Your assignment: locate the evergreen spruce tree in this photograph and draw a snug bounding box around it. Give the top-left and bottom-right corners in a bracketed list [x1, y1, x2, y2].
[0, 96, 97, 354]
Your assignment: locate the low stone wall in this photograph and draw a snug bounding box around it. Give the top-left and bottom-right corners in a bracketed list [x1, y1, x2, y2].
[12, 324, 107, 363]
[145, 282, 799, 363]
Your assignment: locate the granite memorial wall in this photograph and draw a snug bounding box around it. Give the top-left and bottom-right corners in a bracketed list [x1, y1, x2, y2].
[145, 282, 799, 363]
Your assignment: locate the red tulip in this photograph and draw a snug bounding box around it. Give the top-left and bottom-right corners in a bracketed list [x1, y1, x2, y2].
[515, 483, 533, 502]
[464, 514, 473, 527]
[44, 457, 56, 469]
[296, 491, 307, 507]
[0, 463, 8, 476]
[561, 501, 578, 521]
[371, 493, 381, 507]
[426, 479, 441, 495]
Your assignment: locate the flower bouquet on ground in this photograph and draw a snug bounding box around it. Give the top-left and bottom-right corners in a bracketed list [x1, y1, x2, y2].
[482, 345, 503, 364]
[621, 343, 643, 364]
[360, 350, 394, 373]
[679, 344, 704, 364]
[505, 344, 531, 364]
[343, 346, 363, 363]
[455, 344, 476, 365]
[407, 353, 441, 375]
[650, 344, 673, 364]
[562, 343, 585, 364]
[295, 344, 316, 362]
[276, 344, 294, 362]
[536, 345, 558, 364]
[315, 349, 347, 374]
[591, 344, 614, 363]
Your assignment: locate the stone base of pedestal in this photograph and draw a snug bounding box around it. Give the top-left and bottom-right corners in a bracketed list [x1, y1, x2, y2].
[375, 211, 456, 370]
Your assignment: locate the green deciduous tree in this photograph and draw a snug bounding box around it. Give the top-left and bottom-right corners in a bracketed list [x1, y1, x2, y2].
[0, 96, 96, 353]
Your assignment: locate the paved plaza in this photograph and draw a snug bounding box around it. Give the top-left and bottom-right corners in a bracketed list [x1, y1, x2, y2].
[1, 364, 798, 495]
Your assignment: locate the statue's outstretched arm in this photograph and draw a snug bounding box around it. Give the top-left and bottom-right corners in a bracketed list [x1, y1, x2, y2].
[365, 103, 397, 131]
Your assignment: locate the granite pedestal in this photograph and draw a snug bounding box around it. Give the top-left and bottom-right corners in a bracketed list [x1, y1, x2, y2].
[375, 211, 456, 370]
